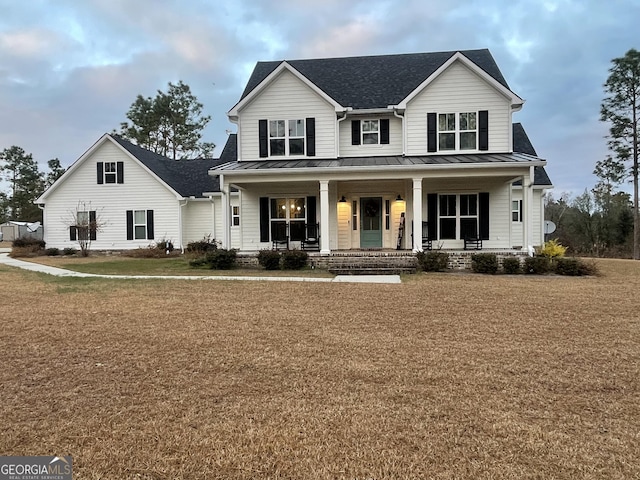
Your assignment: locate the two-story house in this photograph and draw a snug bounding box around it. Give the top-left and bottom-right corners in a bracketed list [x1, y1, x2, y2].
[36, 49, 551, 254]
[212, 49, 551, 254]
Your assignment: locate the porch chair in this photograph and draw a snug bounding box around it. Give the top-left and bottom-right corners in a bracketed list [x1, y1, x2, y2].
[462, 222, 482, 250]
[271, 222, 289, 251]
[421, 221, 432, 251]
[301, 223, 320, 251]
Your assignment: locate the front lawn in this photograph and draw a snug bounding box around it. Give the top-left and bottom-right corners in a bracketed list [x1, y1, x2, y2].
[0, 258, 638, 478]
[20, 254, 333, 277]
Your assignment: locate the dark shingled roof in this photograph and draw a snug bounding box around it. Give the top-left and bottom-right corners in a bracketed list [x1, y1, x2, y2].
[214, 125, 552, 187]
[111, 135, 227, 197]
[241, 49, 511, 110]
[512, 124, 552, 186]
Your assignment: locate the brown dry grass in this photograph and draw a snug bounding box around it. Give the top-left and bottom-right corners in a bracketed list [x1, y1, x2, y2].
[0, 259, 639, 479]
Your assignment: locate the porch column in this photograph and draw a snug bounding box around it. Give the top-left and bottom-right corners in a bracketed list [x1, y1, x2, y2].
[522, 166, 534, 250]
[319, 180, 330, 254]
[220, 175, 231, 249]
[412, 178, 423, 252]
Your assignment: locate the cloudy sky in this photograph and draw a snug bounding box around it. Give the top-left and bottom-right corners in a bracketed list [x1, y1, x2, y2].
[0, 0, 637, 196]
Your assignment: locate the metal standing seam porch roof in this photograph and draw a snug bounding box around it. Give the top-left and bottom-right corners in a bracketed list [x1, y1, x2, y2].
[211, 127, 552, 186]
[215, 151, 544, 171]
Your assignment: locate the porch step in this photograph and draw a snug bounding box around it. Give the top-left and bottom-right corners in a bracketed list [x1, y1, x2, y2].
[329, 266, 416, 275]
[322, 254, 418, 275]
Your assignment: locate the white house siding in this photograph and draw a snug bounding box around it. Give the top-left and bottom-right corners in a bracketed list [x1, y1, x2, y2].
[42, 140, 180, 250]
[338, 115, 403, 157]
[238, 70, 337, 161]
[183, 200, 214, 245]
[510, 188, 544, 247]
[511, 189, 524, 248]
[533, 189, 544, 246]
[405, 61, 512, 156]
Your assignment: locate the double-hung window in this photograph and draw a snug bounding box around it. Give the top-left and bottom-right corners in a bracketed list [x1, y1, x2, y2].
[269, 119, 305, 156]
[428, 111, 486, 153]
[438, 113, 476, 151]
[438, 194, 479, 240]
[232, 206, 240, 226]
[126, 209, 154, 240]
[70, 210, 96, 241]
[362, 120, 379, 144]
[133, 210, 147, 240]
[104, 162, 117, 183]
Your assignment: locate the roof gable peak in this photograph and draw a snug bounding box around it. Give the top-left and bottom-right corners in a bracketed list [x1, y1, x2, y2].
[228, 61, 344, 117]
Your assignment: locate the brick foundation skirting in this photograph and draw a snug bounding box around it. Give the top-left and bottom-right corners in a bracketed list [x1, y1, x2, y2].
[236, 250, 529, 272]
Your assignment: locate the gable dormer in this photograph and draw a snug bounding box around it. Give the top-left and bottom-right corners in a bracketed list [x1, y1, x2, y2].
[402, 53, 524, 156]
[228, 62, 342, 161]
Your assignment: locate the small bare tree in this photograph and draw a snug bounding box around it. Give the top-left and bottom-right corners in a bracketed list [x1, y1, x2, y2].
[64, 201, 106, 256]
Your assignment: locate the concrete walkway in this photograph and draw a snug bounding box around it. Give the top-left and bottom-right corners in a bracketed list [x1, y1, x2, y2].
[0, 253, 401, 284]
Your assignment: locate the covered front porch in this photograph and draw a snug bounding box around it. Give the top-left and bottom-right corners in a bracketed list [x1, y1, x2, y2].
[213, 155, 545, 254]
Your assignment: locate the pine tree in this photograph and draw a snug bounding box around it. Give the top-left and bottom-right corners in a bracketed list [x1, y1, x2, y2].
[119, 81, 214, 160]
[600, 48, 640, 259]
[0, 146, 45, 221]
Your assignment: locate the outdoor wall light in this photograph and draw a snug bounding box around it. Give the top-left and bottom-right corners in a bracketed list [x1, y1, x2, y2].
[395, 194, 404, 201]
[339, 196, 347, 203]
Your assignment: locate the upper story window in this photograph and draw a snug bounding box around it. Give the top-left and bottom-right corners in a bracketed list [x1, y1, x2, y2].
[362, 120, 379, 144]
[269, 119, 304, 156]
[259, 118, 315, 158]
[428, 110, 488, 153]
[438, 112, 476, 151]
[351, 119, 390, 145]
[97, 161, 124, 184]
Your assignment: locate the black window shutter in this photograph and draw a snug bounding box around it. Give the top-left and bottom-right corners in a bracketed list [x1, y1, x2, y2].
[351, 120, 361, 145]
[305, 117, 316, 156]
[479, 110, 489, 151]
[89, 211, 97, 241]
[380, 119, 390, 144]
[427, 193, 438, 240]
[126, 210, 134, 240]
[519, 200, 523, 222]
[259, 197, 269, 242]
[97, 162, 104, 184]
[146, 210, 154, 240]
[306, 196, 317, 225]
[427, 113, 437, 152]
[116, 161, 124, 183]
[258, 119, 268, 158]
[479, 192, 490, 240]
[70, 226, 77, 241]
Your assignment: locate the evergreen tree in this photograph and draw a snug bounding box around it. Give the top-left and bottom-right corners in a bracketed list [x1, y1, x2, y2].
[0, 146, 45, 221]
[119, 81, 214, 160]
[600, 48, 640, 259]
[45, 158, 66, 187]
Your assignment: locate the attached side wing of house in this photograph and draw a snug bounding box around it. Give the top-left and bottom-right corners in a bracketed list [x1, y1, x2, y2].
[35, 134, 235, 250]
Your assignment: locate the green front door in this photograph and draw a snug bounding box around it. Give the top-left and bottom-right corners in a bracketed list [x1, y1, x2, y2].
[360, 197, 382, 248]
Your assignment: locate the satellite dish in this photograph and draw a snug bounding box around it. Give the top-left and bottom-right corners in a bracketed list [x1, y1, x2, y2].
[544, 220, 556, 235]
[26, 221, 41, 232]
